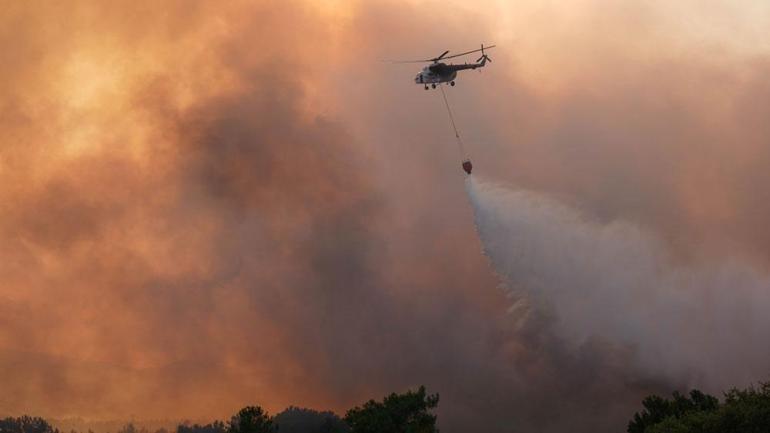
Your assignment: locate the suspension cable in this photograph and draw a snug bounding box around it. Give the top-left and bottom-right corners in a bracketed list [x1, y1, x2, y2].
[438, 84, 467, 159]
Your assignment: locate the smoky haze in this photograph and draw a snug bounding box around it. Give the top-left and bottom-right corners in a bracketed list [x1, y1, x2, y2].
[1, 1, 770, 433]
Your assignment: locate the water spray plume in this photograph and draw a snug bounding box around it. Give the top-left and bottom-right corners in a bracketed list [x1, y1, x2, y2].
[465, 176, 770, 391]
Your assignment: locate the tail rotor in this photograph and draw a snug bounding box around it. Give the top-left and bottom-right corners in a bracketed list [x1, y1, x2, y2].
[476, 44, 492, 64]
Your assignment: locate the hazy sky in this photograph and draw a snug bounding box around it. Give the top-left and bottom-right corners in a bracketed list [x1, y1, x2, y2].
[2, 1, 770, 432]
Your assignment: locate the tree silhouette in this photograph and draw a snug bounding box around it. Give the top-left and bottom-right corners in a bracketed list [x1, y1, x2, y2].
[273, 407, 348, 433]
[228, 406, 272, 433]
[628, 390, 719, 433]
[117, 423, 138, 433]
[177, 421, 226, 433]
[344, 386, 439, 433]
[628, 383, 770, 432]
[0, 416, 58, 433]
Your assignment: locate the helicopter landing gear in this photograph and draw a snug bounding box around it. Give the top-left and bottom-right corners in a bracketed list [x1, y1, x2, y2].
[450, 81, 455, 86]
[431, 83, 436, 89]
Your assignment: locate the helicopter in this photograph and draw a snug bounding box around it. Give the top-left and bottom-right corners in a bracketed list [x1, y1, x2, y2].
[395, 44, 495, 90]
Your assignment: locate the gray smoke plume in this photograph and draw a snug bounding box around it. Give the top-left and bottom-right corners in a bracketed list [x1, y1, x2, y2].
[466, 176, 770, 392]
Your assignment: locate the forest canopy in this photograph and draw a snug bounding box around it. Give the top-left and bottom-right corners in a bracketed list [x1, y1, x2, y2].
[1, 387, 437, 433]
[628, 382, 770, 433]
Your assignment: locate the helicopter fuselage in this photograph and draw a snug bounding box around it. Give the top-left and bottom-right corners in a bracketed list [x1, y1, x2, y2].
[414, 58, 487, 87]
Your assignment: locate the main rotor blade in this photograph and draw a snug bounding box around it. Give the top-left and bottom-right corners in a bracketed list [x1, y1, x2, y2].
[386, 49, 450, 64]
[384, 45, 495, 64]
[386, 59, 433, 64]
[433, 50, 450, 61]
[442, 44, 496, 61]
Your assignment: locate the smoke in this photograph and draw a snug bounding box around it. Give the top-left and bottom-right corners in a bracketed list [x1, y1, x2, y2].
[3, 1, 770, 432]
[466, 176, 770, 392]
[0, 0, 392, 419]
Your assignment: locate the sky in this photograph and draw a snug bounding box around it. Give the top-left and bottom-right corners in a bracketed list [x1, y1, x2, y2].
[1, 1, 770, 432]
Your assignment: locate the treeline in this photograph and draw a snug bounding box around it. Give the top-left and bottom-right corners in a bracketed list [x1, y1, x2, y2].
[1, 416, 60, 433]
[1, 386, 438, 433]
[628, 382, 770, 433]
